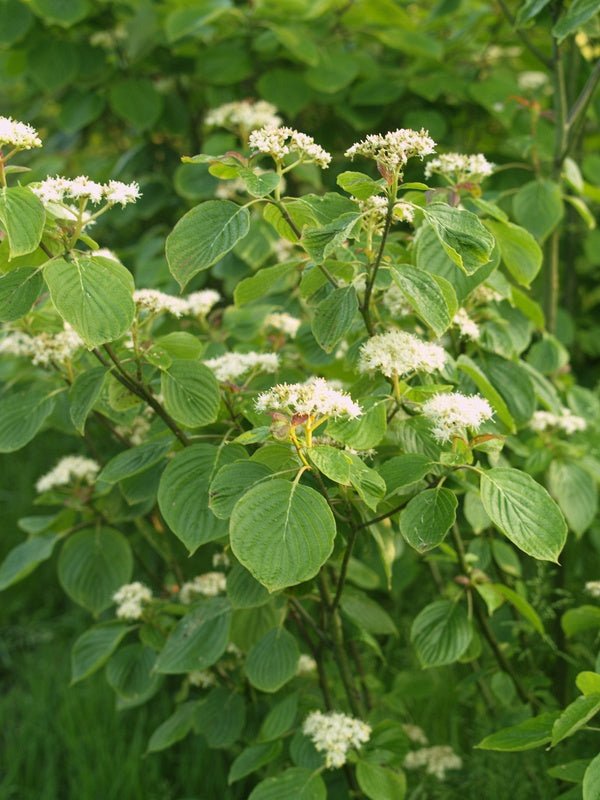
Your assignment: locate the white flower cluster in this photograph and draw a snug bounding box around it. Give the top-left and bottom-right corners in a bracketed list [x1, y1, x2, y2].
[530, 408, 587, 435]
[303, 711, 371, 769]
[0, 116, 42, 150]
[179, 572, 227, 604]
[402, 724, 429, 746]
[453, 308, 480, 340]
[424, 153, 494, 183]
[115, 414, 152, 446]
[0, 325, 85, 366]
[113, 582, 153, 620]
[204, 351, 279, 383]
[31, 176, 141, 206]
[422, 392, 494, 443]
[518, 71, 549, 91]
[404, 745, 463, 780]
[212, 550, 230, 569]
[265, 312, 302, 338]
[470, 284, 503, 305]
[585, 581, 600, 598]
[188, 670, 217, 688]
[357, 195, 415, 232]
[297, 654, 317, 675]
[382, 284, 413, 318]
[249, 126, 331, 168]
[133, 288, 220, 318]
[256, 377, 362, 420]
[359, 330, 447, 379]
[186, 289, 221, 317]
[35, 455, 100, 493]
[205, 99, 282, 132]
[345, 128, 436, 172]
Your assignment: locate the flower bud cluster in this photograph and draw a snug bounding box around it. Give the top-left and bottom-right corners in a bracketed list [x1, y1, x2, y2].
[303, 710, 371, 769]
[249, 126, 331, 168]
[204, 351, 280, 383]
[0, 116, 42, 150]
[357, 195, 415, 232]
[113, 582, 153, 620]
[256, 377, 362, 419]
[421, 392, 494, 443]
[359, 330, 447, 379]
[453, 308, 480, 340]
[35, 455, 100, 493]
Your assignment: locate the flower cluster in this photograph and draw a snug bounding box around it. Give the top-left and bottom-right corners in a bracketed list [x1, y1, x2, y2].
[402, 724, 429, 746]
[357, 195, 415, 232]
[424, 153, 494, 183]
[518, 71, 549, 92]
[188, 670, 217, 688]
[133, 288, 220, 318]
[206, 99, 282, 133]
[422, 392, 494, 443]
[264, 312, 302, 338]
[31, 176, 141, 206]
[0, 325, 84, 367]
[113, 582, 153, 620]
[585, 581, 600, 598]
[470, 284, 503, 305]
[303, 711, 371, 769]
[359, 330, 447, 379]
[249, 126, 331, 168]
[297, 654, 317, 675]
[179, 572, 227, 604]
[382, 284, 413, 318]
[530, 408, 587, 435]
[0, 116, 42, 150]
[453, 308, 480, 340]
[256, 378, 362, 420]
[404, 745, 463, 780]
[186, 289, 221, 317]
[35, 455, 100, 493]
[115, 413, 152, 446]
[204, 351, 280, 383]
[345, 128, 436, 172]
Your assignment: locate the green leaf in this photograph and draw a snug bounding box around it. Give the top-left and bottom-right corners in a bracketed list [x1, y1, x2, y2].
[166, 200, 250, 289]
[390, 264, 454, 336]
[341, 588, 398, 635]
[576, 672, 600, 696]
[400, 488, 458, 552]
[583, 752, 600, 800]
[327, 396, 387, 450]
[513, 179, 563, 243]
[29, 0, 89, 25]
[147, 702, 197, 753]
[58, 528, 133, 615]
[301, 213, 360, 261]
[0, 387, 56, 452]
[562, 605, 600, 637]
[158, 443, 244, 553]
[239, 168, 280, 197]
[312, 286, 358, 353]
[109, 78, 163, 130]
[516, 0, 552, 24]
[226, 561, 271, 609]
[380, 454, 433, 497]
[488, 583, 545, 635]
[483, 220, 542, 286]
[165, 0, 233, 42]
[457, 355, 515, 432]
[346, 453, 386, 511]
[548, 460, 598, 536]
[551, 694, 600, 746]
[411, 599, 473, 667]
[245, 627, 299, 692]
[230, 479, 336, 592]
[234, 261, 297, 306]
[209, 461, 272, 520]
[248, 767, 326, 800]
[68, 367, 107, 435]
[259, 692, 298, 741]
[195, 687, 246, 748]
[155, 597, 231, 674]
[423, 203, 495, 275]
[477, 713, 559, 751]
[356, 761, 407, 800]
[228, 741, 282, 784]
[98, 440, 172, 484]
[0, 532, 60, 590]
[482, 354, 535, 425]
[553, 0, 600, 41]
[0, 267, 43, 321]
[105, 644, 160, 703]
[71, 622, 131, 684]
[161, 359, 220, 428]
[0, 187, 45, 258]
[336, 171, 384, 199]
[480, 467, 568, 562]
[44, 255, 135, 347]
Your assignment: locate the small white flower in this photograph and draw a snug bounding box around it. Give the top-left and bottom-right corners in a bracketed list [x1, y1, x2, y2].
[215, 177, 247, 200]
[359, 330, 447, 379]
[265, 312, 301, 338]
[113, 581, 152, 620]
[180, 572, 227, 604]
[402, 724, 429, 746]
[345, 128, 436, 172]
[36, 455, 100, 493]
[585, 581, 600, 598]
[421, 392, 494, 443]
[205, 99, 282, 133]
[249, 126, 331, 168]
[0, 331, 35, 358]
[185, 289, 220, 317]
[357, 195, 415, 232]
[204, 351, 279, 383]
[382, 284, 413, 318]
[188, 670, 217, 688]
[94, 248, 121, 262]
[297, 654, 317, 675]
[453, 308, 480, 340]
[0, 116, 42, 150]
[303, 711, 371, 769]
[518, 71, 549, 91]
[530, 408, 587, 435]
[256, 377, 362, 420]
[104, 180, 141, 206]
[68, 175, 104, 203]
[115, 415, 151, 446]
[404, 745, 462, 780]
[425, 153, 494, 183]
[134, 289, 189, 317]
[470, 284, 503, 305]
[212, 551, 230, 569]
